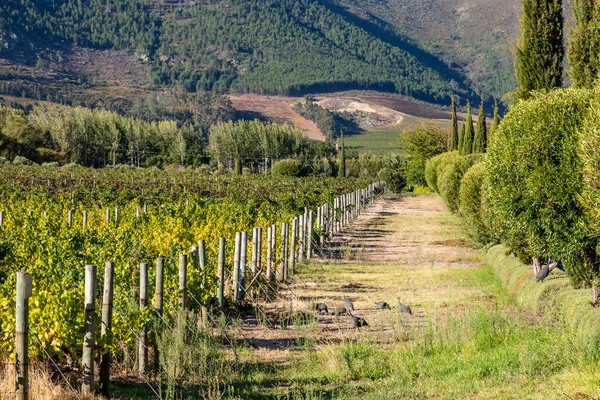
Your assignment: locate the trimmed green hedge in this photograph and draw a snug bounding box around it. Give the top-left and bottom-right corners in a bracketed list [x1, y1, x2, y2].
[486, 245, 600, 345]
[486, 89, 595, 285]
[458, 162, 492, 246]
[424, 151, 459, 193]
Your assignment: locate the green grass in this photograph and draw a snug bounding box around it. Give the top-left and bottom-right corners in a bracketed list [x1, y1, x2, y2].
[345, 116, 452, 153]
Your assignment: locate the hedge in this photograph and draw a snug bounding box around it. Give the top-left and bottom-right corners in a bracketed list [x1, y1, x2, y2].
[486, 245, 600, 346]
[458, 162, 492, 246]
[485, 89, 595, 286]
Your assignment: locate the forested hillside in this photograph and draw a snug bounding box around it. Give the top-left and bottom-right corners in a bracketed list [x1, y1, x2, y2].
[0, 0, 481, 108]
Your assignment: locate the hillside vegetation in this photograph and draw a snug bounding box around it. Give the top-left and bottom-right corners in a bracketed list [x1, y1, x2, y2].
[0, 0, 480, 108]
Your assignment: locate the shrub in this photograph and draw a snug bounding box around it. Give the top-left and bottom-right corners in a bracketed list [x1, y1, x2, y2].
[486, 89, 594, 287]
[242, 167, 251, 176]
[378, 167, 406, 194]
[41, 162, 60, 167]
[399, 122, 448, 186]
[0, 156, 10, 164]
[272, 158, 303, 177]
[12, 155, 36, 165]
[459, 163, 493, 246]
[437, 153, 484, 213]
[425, 151, 459, 193]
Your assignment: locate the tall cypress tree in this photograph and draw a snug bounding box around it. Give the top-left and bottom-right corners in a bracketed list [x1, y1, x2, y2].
[490, 100, 501, 137]
[568, 0, 600, 88]
[514, 0, 564, 100]
[338, 132, 346, 178]
[462, 101, 475, 155]
[449, 97, 459, 151]
[458, 123, 466, 155]
[473, 103, 487, 153]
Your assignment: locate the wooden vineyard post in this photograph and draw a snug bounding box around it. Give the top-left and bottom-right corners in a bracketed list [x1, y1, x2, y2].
[179, 254, 187, 309]
[233, 232, 241, 300]
[271, 224, 277, 280]
[82, 264, 97, 395]
[239, 231, 248, 300]
[299, 214, 305, 262]
[0, 211, 3, 227]
[100, 262, 114, 397]
[139, 263, 148, 376]
[290, 217, 298, 276]
[114, 208, 119, 225]
[198, 240, 206, 288]
[257, 227, 262, 280]
[218, 238, 225, 310]
[154, 257, 164, 370]
[266, 226, 273, 281]
[279, 223, 288, 282]
[105, 208, 110, 224]
[82, 210, 88, 227]
[307, 211, 314, 259]
[251, 228, 259, 294]
[15, 271, 32, 400]
[68, 209, 73, 227]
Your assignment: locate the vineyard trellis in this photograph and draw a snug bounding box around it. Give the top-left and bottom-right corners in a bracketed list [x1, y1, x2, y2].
[0, 165, 387, 399]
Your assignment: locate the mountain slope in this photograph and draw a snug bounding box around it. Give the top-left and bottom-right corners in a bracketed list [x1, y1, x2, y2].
[327, 0, 522, 101]
[0, 0, 480, 108]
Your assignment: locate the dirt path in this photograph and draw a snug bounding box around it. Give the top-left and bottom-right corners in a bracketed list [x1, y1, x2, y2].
[234, 194, 489, 360]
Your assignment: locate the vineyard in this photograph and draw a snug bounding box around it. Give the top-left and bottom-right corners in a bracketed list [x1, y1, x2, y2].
[0, 164, 384, 398]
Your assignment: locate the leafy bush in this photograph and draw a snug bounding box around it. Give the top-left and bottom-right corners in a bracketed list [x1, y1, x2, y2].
[377, 167, 406, 194]
[12, 155, 36, 165]
[437, 153, 484, 213]
[459, 162, 493, 246]
[272, 158, 303, 177]
[399, 122, 448, 187]
[424, 151, 459, 193]
[486, 89, 594, 286]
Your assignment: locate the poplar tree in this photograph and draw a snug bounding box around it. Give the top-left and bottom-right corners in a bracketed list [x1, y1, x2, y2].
[462, 101, 475, 155]
[568, 0, 600, 88]
[473, 103, 487, 153]
[514, 0, 564, 100]
[338, 132, 346, 178]
[490, 100, 501, 137]
[449, 97, 459, 151]
[458, 123, 466, 156]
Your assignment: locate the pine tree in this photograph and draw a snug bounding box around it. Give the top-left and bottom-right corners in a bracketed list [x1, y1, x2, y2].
[462, 101, 475, 155]
[490, 100, 501, 137]
[458, 123, 466, 155]
[449, 97, 459, 151]
[338, 132, 346, 178]
[568, 0, 600, 88]
[514, 0, 564, 100]
[473, 103, 487, 153]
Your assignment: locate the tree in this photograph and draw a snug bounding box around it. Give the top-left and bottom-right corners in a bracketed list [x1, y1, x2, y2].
[449, 97, 459, 151]
[398, 122, 447, 186]
[338, 132, 346, 178]
[514, 0, 564, 100]
[458, 123, 466, 156]
[490, 100, 501, 137]
[473, 103, 487, 153]
[461, 102, 475, 155]
[568, 0, 600, 89]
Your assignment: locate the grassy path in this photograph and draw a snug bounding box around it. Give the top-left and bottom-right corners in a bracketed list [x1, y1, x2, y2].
[228, 194, 600, 399]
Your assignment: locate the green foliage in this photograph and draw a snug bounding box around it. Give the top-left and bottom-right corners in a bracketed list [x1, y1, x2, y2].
[449, 97, 459, 151]
[398, 122, 447, 187]
[437, 153, 485, 213]
[208, 120, 316, 173]
[490, 100, 501, 138]
[461, 102, 475, 155]
[377, 167, 406, 193]
[459, 163, 492, 246]
[568, 0, 600, 89]
[424, 151, 459, 193]
[457, 123, 465, 157]
[486, 89, 594, 285]
[473, 104, 487, 153]
[293, 99, 359, 140]
[514, 0, 564, 100]
[0, 0, 475, 103]
[272, 159, 304, 177]
[338, 134, 346, 179]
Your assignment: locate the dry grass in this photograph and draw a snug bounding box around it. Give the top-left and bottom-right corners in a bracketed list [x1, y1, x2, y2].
[0, 362, 94, 400]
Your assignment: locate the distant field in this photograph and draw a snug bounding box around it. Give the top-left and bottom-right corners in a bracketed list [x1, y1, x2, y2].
[345, 114, 452, 153]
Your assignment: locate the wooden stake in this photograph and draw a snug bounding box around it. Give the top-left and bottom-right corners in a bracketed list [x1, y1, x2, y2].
[100, 262, 114, 397]
[139, 263, 148, 376]
[218, 238, 225, 310]
[15, 271, 32, 400]
[179, 254, 187, 309]
[82, 264, 97, 395]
